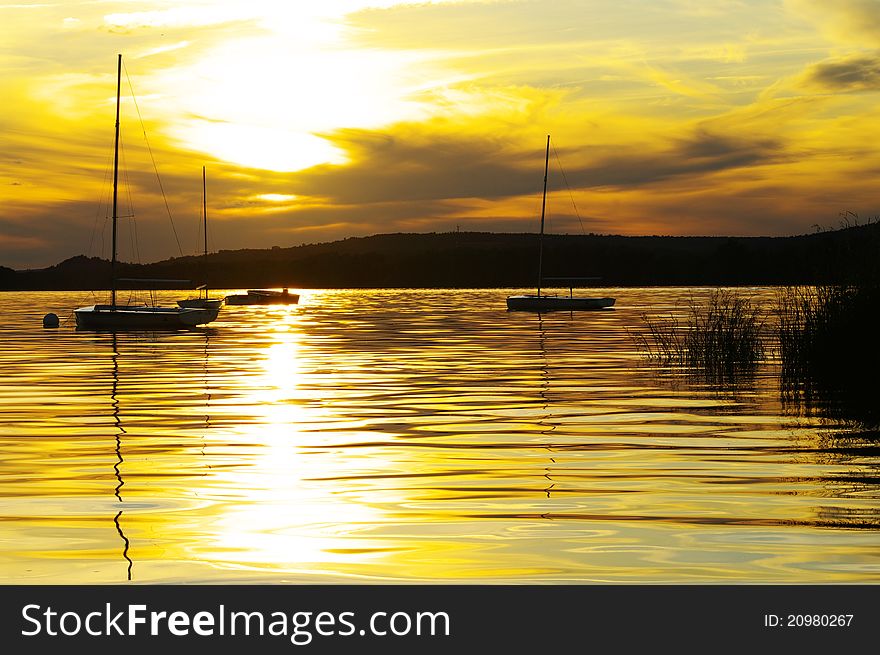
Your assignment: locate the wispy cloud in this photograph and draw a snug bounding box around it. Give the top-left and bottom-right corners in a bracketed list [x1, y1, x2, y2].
[788, 0, 880, 46]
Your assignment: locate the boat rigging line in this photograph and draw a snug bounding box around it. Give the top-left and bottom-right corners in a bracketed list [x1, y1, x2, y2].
[551, 142, 587, 236]
[119, 136, 142, 265]
[122, 59, 184, 259]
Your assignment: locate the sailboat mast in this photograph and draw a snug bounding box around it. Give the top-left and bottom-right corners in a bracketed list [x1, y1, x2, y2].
[111, 54, 122, 308]
[537, 134, 550, 297]
[202, 165, 207, 297]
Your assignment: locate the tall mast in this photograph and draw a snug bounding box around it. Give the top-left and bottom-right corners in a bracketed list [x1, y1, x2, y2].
[537, 134, 549, 297]
[202, 165, 207, 297]
[111, 54, 122, 308]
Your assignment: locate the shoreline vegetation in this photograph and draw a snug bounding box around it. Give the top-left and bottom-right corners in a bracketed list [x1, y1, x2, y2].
[2, 221, 879, 290]
[631, 216, 879, 427]
[632, 289, 765, 377]
[777, 284, 879, 426]
[634, 285, 879, 427]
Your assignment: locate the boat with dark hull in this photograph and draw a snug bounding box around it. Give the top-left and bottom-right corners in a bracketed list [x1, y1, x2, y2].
[506, 135, 615, 312]
[75, 304, 219, 330]
[225, 288, 300, 305]
[506, 294, 615, 311]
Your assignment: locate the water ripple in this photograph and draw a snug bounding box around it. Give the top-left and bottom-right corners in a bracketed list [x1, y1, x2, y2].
[0, 287, 878, 583]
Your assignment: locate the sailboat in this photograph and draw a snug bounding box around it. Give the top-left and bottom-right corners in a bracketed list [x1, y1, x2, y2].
[75, 55, 220, 330]
[224, 288, 300, 305]
[178, 166, 223, 310]
[506, 135, 615, 312]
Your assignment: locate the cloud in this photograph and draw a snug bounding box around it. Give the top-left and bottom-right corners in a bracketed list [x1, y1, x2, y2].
[788, 0, 880, 46]
[102, 6, 250, 33]
[0, 233, 46, 250]
[289, 129, 537, 204]
[0, 123, 785, 267]
[549, 131, 783, 195]
[801, 53, 880, 91]
[351, 0, 765, 51]
[283, 126, 784, 210]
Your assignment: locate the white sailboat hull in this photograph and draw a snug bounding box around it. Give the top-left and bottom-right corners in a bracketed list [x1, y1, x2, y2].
[506, 295, 615, 311]
[74, 304, 219, 330]
[177, 298, 223, 310]
[72, 58, 221, 333]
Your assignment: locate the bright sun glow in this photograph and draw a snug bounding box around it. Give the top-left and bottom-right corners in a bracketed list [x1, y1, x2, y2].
[180, 120, 347, 172]
[258, 193, 299, 203]
[147, 5, 435, 172]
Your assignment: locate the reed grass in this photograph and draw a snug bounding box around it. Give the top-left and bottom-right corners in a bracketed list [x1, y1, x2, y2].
[776, 284, 879, 425]
[633, 217, 879, 424]
[635, 290, 766, 376]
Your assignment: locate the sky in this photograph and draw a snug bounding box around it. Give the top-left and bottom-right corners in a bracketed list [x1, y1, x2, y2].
[2, 0, 880, 268]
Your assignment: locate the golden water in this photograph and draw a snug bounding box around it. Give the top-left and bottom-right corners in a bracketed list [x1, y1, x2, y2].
[1, 288, 877, 583]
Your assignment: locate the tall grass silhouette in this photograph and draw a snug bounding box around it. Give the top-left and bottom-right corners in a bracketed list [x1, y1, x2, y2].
[634, 290, 766, 380]
[776, 284, 879, 425]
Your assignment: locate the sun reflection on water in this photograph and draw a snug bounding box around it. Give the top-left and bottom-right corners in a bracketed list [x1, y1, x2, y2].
[197, 313, 393, 575]
[0, 288, 878, 583]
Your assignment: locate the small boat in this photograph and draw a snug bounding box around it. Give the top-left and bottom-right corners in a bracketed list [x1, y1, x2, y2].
[75, 303, 219, 330]
[178, 166, 224, 310]
[506, 135, 615, 312]
[507, 292, 615, 311]
[177, 286, 223, 310]
[225, 288, 300, 305]
[75, 55, 219, 330]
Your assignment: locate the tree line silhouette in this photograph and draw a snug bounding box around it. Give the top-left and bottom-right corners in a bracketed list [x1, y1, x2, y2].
[3, 223, 878, 290]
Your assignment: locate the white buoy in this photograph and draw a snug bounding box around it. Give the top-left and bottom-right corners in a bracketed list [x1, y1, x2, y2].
[43, 313, 60, 328]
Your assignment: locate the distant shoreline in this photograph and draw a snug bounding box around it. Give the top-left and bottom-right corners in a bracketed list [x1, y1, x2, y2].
[3, 226, 878, 291]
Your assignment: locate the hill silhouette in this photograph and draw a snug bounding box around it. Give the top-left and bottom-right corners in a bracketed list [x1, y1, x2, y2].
[2, 223, 879, 290]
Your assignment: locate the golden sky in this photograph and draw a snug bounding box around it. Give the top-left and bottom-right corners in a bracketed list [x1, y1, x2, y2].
[2, 0, 880, 267]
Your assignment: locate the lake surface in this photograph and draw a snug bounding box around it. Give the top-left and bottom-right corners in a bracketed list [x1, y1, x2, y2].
[1, 288, 878, 583]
